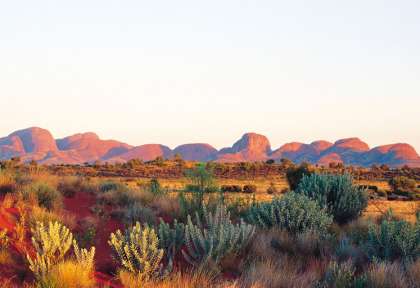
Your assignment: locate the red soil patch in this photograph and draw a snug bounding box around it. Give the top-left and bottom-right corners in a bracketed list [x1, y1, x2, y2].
[63, 191, 96, 219]
[63, 192, 124, 286]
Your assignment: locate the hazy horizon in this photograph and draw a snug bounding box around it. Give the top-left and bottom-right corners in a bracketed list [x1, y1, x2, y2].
[1, 1, 419, 151]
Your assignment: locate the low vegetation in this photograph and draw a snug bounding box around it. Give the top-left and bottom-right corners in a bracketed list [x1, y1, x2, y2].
[0, 160, 419, 287]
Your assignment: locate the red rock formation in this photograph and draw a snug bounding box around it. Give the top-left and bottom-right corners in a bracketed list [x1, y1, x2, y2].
[217, 133, 271, 162]
[173, 144, 217, 161]
[107, 144, 172, 162]
[0, 128, 419, 167]
[57, 132, 132, 162]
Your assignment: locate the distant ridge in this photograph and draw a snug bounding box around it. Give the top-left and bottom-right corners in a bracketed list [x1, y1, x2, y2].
[0, 127, 419, 167]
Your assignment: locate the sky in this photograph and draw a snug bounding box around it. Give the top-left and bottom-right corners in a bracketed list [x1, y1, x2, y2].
[0, 0, 419, 151]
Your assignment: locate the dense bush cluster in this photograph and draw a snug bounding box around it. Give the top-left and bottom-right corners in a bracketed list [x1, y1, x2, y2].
[296, 173, 368, 224]
[247, 192, 333, 234]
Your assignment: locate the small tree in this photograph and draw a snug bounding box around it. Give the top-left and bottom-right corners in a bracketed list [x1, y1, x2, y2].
[185, 163, 215, 194]
[286, 162, 312, 191]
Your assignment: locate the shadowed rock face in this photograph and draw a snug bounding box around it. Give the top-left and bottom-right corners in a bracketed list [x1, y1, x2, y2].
[107, 144, 173, 163]
[0, 127, 419, 167]
[9, 127, 58, 153]
[57, 132, 132, 162]
[173, 144, 218, 161]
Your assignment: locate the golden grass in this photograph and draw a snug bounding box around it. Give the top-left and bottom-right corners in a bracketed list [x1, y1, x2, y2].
[120, 270, 225, 288]
[363, 200, 419, 222]
[28, 205, 76, 230]
[46, 260, 96, 288]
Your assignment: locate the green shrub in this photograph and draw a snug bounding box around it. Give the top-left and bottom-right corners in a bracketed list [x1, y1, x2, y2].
[108, 222, 165, 283]
[363, 211, 420, 262]
[185, 163, 216, 193]
[158, 219, 185, 260]
[123, 203, 157, 226]
[296, 174, 368, 224]
[182, 204, 255, 272]
[247, 192, 332, 234]
[149, 178, 164, 195]
[77, 217, 97, 247]
[99, 181, 127, 193]
[286, 163, 312, 191]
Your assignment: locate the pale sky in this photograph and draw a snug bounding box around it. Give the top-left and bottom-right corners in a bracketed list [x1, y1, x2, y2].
[1, 1, 419, 151]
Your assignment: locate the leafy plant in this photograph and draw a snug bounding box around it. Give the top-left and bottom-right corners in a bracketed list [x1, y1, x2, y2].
[149, 178, 164, 195]
[296, 173, 368, 224]
[123, 203, 157, 226]
[73, 240, 95, 272]
[247, 192, 332, 234]
[108, 222, 165, 283]
[27, 221, 74, 279]
[158, 219, 185, 260]
[182, 204, 255, 272]
[363, 211, 420, 262]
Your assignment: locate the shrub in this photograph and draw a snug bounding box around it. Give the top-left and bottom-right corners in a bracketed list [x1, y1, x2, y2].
[243, 184, 257, 194]
[158, 219, 185, 260]
[73, 241, 95, 272]
[182, 204, 255, 272]
[363, 211, 420, 262]
[185, 164, 215, 193]
[149, 178, 164, 195]
[77, 217, 98, 247]
[221, 185, 242, 193]
[286, 163, 312, 191]
[389, 176, 417, 194]
[25, 182, 63, 211]
[58, 177, 80, 198]
[0, 172, 17, 195]
[99, 180, 127, 193]
[27, 221, 74, 279]
[296, 173, 368, 224]
[247, 192, 332, 234]
[123, 203, 157, 226]
[109, 222, 165, 283]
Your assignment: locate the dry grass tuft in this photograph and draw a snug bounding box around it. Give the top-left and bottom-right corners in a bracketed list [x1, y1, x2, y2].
[407, 259, 420, 288]
[120, 270, 221, 288]
[46, 260, 96, 288]
[366, 262, 408, 288]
